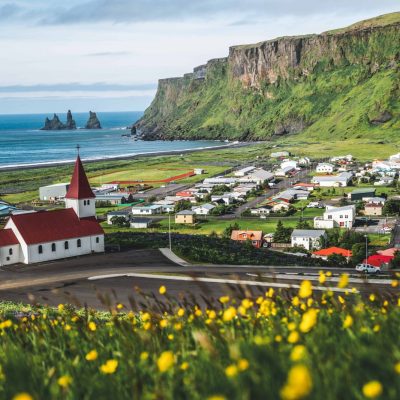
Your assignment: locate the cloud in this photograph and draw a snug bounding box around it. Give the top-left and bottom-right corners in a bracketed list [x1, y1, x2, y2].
[0, 82, 158, 93]
[2, 0, 396, 26]
[85, 51, 132, 57]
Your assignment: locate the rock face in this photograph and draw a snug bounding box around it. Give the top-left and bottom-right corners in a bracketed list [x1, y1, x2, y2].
[40, 110, 77, 131]
[85, 111, 102, 129]
[133, 12, 400, 141]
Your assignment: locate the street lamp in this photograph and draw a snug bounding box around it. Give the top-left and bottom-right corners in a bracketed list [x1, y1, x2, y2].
[364, 234, 368, 265]
[168, 213, 172, 251]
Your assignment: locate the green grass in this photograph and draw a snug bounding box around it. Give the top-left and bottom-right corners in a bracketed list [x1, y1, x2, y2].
[0, 283, 398, 399]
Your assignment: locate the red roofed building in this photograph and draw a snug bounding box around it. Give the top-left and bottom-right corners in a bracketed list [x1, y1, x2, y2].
[363, 254, 393, 268]
[313, 247, 352, 261]
[0, 155, 104, 266]
[231, 230, 263, 248]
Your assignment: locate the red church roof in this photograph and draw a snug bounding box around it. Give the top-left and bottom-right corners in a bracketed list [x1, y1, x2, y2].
[9, 209, 103, 245]
[0, 229, 19, 247]
[65, 156, 95, 199]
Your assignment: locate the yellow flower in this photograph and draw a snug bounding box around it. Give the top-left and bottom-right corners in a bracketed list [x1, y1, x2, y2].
[362, 381, 382, 398]
[338, 273, 349, 288]
[275, 335, 283, 342]
[326, 271, 332, 277]
[143, 322, 152, 330]
[223, 307, 237, 322]
[373, 324, 380, 333]
[298, 281, 312, 298]
[159, 285, 167, 295]
[288, 331, 300, 344]
[180, 361, 189, 371]
[219, 296, 230, 304]
[64, 324, 71, 331]
[338, 295, 345, 304]
[208, 310, 217, 319]
[174, 322, 182, 331]
[266, 288, 274, 298]
[391, 280, 398, 288]
[57, 304, 64, 312]
[394, 362, 400, 374]
[343, 315, 353, 329]
[299, 309, 317, 333]
[157, 351, 175, 373]
[292, 296, 300, 307]
[319, 272, 326, 284]
[142, 312, 151, 322]
[140, 351, 149, 361]
[237, 358, 249, 371]
[225, 364, 238, 378]
[57, 375, 72, 388]
[85, 350, 98, 361]
[12, 394, 33, 400]
[168, 334, 174, 340]
[100, 359, 118, 374]
[280, 364, 313, 400]
[195, 309, 203, 317]
[116, 303, 124, 310]
[207, 396, 226, 400]
[159, 319, 168, 328]
[88, 321, 96, 332]
[241, 299, 253, 309]
[290, 345, 307, 362]
[177, 308, 185, 317]
[369, 294, 376, 302]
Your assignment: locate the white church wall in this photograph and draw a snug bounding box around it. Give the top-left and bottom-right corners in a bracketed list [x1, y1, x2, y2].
[0, 244, 22, 266]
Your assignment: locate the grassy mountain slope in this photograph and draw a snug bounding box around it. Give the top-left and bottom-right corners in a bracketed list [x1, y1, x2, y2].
[135, 13, 400, 142]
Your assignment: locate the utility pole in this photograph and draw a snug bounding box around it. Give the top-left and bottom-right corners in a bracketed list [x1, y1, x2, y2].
[364, 234, 368, 265]
[168, 213, 172, 251]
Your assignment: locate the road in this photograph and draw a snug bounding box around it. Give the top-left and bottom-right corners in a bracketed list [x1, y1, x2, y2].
[0, 249, 397, 310]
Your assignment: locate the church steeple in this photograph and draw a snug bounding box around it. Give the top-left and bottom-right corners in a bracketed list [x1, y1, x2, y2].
[65, 148, 96, 219]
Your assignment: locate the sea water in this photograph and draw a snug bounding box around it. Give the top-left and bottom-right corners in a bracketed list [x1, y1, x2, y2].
[0, 111, 225, 168]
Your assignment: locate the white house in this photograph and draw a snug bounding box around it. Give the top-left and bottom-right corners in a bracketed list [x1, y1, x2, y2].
[131, 204, 163, 215]
[234, 166, 255, 177]
[250, 207, 272, 216]
[39, 183, 70, 201]
[312, 172, 353, 187]
[316, 163, 335, 173]
[271, 151, 289, 158]
[291, 229, 326, 251]
[314, 205, 356, 229]
[240, 169, 274, 184]
[130, 218, 153, 229]
[280, 160, 298, 170]
[192, 203, 216, 215]
[153, 200, 175, 213]
[0, 156, 104, 266]
[299, 157, 311, 166]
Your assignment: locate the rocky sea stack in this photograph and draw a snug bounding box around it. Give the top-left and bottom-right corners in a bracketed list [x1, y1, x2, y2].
[85, 111, 102, 129]
[40, 110, 76, 131]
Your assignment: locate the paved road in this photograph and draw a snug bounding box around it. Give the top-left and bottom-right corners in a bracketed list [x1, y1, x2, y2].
[0, 249, 398, 310]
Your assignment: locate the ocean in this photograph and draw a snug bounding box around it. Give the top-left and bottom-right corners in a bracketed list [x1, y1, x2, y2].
[0, 111, 225, 168]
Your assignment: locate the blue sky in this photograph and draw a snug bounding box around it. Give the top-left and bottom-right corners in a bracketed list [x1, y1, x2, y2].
[0, 0, 398, 114]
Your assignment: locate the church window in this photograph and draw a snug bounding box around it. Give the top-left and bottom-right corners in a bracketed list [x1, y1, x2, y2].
[38, 245, 43, 254]
[51, 243, 56, 252]
[64, 241, 69, 250]
[77, 239, 81, 248]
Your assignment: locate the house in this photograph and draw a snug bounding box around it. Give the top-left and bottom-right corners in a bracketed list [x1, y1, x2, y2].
[234, 166, 256, 177]
[350, 188, 376, 201]
[175, 210, 196, 224]
[377, 248, 398, 257]
[241, 169, 274, 184]
[153, 200, 175, 213]
[280, 160, 298, 170]
[0, 156, 104, 266]
[271, 151, 289, 158]
[131, 204, 163, 215]
[250, 206, 272, 216]
[39, 183, 70, 201]
[311, 172, 353, 187]
[95, 194, 127, 205]
[0, 204, 18, 217]
[107, 210, 131, 225]
[363, 254, 393, 268]
[374, 177, 394, 186]
[313, 247, 352, 261]
[364, 203, 383, 216]
[314, 205, 356, 229]
[130, 218, 153, 229]
[192, 203, 215, 215]
[194, 168, 205, 175]
[316, 163, 335, 173]
[231, 230, 263, 248]
[291, 229, 326, 251]
[275, 166, 296, 177]
[298, 157, 311, 166]
[292, 183, 315, 192]
[362, 197, 386, 205]
[271, 202, 291, 212]
[211, 194, 232, 205]
[203, 177, 237, 186]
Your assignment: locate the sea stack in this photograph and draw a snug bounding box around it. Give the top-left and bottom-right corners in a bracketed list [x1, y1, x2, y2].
[85, 111, 102, 129]
[40, 110, 77, 130]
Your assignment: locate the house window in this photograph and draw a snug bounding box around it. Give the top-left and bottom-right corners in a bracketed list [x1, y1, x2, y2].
[51, 243, 56, 252]
[38, 245, 43, 254]
[64, 241, 69, 250]
[77, 239, 81, 248]
[9, 248, 13, 255]
[84, 200, 87, 205]
[87, 200, 90, 205]
[328, 215, 332, 219]
[96, 237, 99, 244]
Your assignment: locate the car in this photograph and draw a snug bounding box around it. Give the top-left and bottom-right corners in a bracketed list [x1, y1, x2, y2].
[381, 226, 392, 233]
[355, 264, 381, 274]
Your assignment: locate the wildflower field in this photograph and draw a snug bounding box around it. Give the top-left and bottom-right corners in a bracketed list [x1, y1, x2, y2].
[0, 278, 399, 400]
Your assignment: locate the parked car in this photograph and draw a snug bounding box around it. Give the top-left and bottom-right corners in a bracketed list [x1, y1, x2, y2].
[381, 226, 392, 233]
[355, 264, 381, 274]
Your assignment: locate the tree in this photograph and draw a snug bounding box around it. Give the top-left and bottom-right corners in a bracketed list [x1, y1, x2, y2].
[327, 253, 348, 267]
[296, 219, 311, 229]
[222, 222, 240, 239]
[174, 200, 192, 213]
[351, 242, 367, 265]
[211, 185, 230, 195]
[382, 199, 400, 216]
[110, 216, 129, 228]
[389, 251, 400, 269]
[274, 220, 292, 243]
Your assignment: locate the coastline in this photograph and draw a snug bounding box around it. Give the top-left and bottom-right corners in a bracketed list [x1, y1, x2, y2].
[0, 141, 255, 172]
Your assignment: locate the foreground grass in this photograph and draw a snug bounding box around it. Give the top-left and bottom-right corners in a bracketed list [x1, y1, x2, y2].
[0, 277, 399, 400]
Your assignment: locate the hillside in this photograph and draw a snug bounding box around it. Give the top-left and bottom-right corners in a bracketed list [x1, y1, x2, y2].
[134, 13, 400, 142]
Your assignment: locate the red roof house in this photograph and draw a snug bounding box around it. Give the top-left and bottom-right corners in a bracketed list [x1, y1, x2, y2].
[231, 230, 263, 248]
[363, 254, 393, 267]
[313, 247, 352, 260]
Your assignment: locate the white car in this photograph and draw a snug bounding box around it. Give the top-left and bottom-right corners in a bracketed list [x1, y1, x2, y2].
[381, 226, 392, 233]
[355, 264, 381, 274]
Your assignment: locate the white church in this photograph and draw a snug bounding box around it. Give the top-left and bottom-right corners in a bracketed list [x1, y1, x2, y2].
[0, 155, 104, 266]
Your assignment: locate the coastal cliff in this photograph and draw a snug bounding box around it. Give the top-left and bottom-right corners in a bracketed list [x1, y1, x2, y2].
[85, 111, 102, 129]
[134, 12, 400, 141]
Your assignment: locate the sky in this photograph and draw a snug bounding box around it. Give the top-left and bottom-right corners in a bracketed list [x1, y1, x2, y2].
[0, 0, 398, 114]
